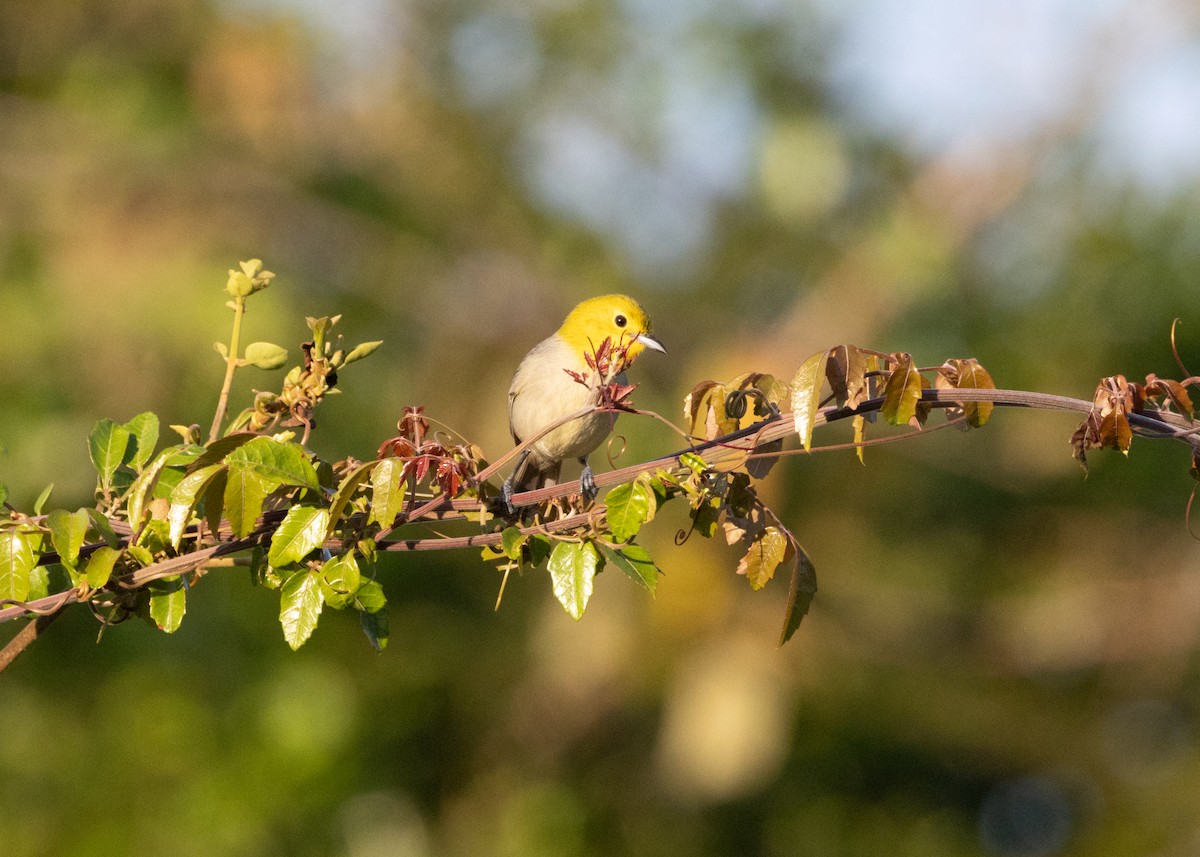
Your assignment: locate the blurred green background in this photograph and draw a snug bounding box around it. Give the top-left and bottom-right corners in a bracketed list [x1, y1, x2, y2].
[4, 0, 1200, 855]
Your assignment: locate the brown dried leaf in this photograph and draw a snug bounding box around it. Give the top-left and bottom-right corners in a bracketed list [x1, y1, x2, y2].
[938, 358, 996, 427]
[826, 345, 869, 410]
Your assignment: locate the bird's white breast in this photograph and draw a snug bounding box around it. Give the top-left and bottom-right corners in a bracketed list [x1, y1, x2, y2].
[508, 334, 621, 470]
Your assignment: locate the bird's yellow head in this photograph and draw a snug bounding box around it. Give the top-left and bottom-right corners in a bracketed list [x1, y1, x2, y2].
[557, 294, 666, 365]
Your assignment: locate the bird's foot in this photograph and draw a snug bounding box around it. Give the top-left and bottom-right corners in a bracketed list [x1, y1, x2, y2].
[580, 464, 598, 504]
[499, 477, 518, 517]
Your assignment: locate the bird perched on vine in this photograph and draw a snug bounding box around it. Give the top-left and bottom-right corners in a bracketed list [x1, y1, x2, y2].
[501, 294, 666, 515]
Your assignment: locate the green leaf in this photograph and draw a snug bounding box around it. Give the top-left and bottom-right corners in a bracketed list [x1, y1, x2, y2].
[354, 578, 387, 614]
[224, 467, 270, 538]
[547, 540, 601, 620]
[225, 269, 254, 297]
[226, 436, 319, 492]
[84, 546, 120, 589]
[779, 542, 818, 646]
[149, 576, 187, 632]
[679, 452, 706, 475]
[122, 412, 160, 470]
[881, 353, 923, 426]
[203, 469, 228, 538]
[47, 508, 88, 571]
[243, 341, 289, 370]
[368, 458, 406, 528]
[166, 463, 226, 549]
[27, 565, 49, 602]
[527, 534, 552, 567]
[190, 432, 258, 471]
[33, 483, 54, 515]
[359, 606, 389, 652]
[738, 526, 790, 591]
[691, 497, 721, 539]
[0, 530, 36, 603]
[307, 315, 334, 351]
[603, 543, 658, 594]
[86, 508, 122, 548]
[319, 552, 361, 609]
[268, 506, 330, 567]
[604, 476, 656, 542]
[326, 460, 377, 537]
[88, 419, 132, 492]
[500, 526, 527, 560]
[126, 545, 154, 567]
[343, 340, 383, 365]
[790, 349, 830, 452]
[279, 570, 324, 650]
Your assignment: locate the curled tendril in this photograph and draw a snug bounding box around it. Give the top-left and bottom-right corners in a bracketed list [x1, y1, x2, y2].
[605, 434, 628, 469]
[724, 388, 781, 422]
[675, 517, 696, 546]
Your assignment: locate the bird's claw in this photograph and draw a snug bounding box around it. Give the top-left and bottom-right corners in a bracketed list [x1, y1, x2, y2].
[580, 464, 598, 503]
[499, 477, 517, 517]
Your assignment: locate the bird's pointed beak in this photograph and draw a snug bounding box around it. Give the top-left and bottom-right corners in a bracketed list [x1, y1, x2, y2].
[635, 332, 666, 354]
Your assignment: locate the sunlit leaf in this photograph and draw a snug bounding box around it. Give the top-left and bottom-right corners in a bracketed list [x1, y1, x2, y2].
[224, 467, 270, 538]
[84, 546, 120, 589]
[354, 578, 387, 615]
[88, 419, 132, 492]
[320, 552, 362, 608]
[279, 570, 324, 650]
[343, 340, 383, 365]
[243, 341, 289, 370]
[791, 349, 830, 451]
[47, 508, 88, 571]
[604, 476, 656, 542]
[268, 506, 330, 567]
[368, 457, 406, 528]
[603, 543, 658, 594]
[122, 412, 160, 470]
[226, 436, 319, 492]
[149, 576, 187, 633]
[881, 353, 922, 426]
[167, 463, 226, 549]
[547, 540, 601, 620]
[852, 413, 867, 465]
[737, 525, 790, 591]
[27, 565, 49, 603]
[33, 483, 54, 515]
[0, 530, 36, 603]
[327, 459, 377, 537]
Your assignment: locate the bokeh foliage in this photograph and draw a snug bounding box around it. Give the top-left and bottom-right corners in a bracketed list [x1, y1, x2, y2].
[4, 1, 1200, 855]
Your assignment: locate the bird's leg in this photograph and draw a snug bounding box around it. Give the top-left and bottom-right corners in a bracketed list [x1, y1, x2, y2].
[579, 457, 598, 503]
[500, 451, 530, 517]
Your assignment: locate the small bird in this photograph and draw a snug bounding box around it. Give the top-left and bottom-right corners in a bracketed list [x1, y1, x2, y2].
[502, 294, 665, 514]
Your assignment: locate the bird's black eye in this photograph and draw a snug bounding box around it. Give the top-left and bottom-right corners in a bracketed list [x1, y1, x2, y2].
[615, 314, 627, 328]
